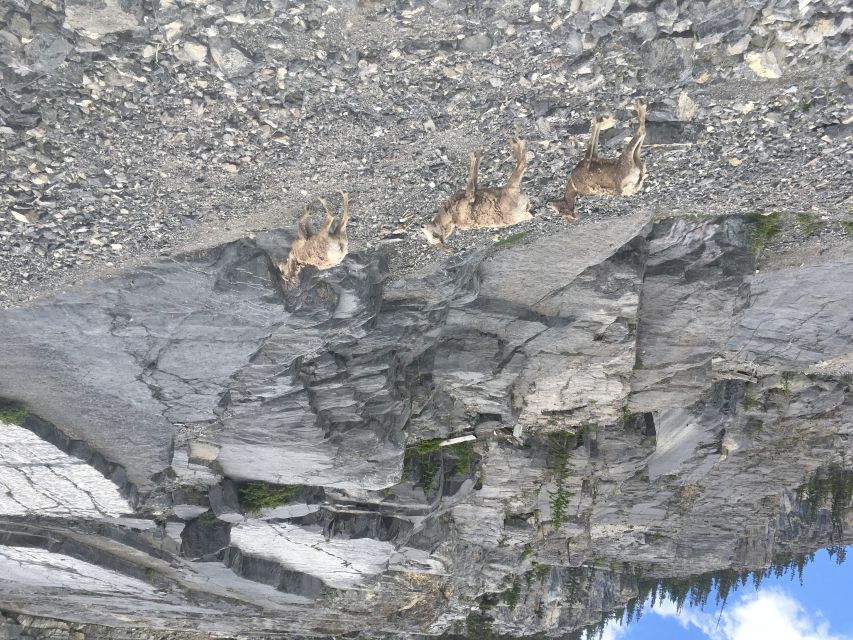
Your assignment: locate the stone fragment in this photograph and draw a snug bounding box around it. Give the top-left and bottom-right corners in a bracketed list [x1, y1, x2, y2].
[643, 37, 693, 85]
[459, 34, 492, 52]
[726, 34, 751, 55]
[181, 41, 208, 63]
[745, 50, 783, 79]
[580, 0, 617, 20]
[64, 0, 143, 37]
[208, 480, 241, 518]
[624, 11, 658, 43]
[23, 33, 72, 73]
[655, 0, 679, 30]
[8, 12, 33, 39]
[209, 37, 253, 77]
[689, 1, 756, 46]
[181, 517, 231, 560]
[676, 91, 697, 120]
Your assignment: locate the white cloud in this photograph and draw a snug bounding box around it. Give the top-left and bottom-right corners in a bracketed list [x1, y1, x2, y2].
[587, 620, 627, 640]
[652, 588, 850, 640]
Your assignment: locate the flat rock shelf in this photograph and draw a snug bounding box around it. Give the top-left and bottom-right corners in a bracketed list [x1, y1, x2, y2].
[0, 0, 852, 638]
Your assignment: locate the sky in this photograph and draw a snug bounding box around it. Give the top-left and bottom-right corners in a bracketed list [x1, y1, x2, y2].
[597, 546, 853, 640]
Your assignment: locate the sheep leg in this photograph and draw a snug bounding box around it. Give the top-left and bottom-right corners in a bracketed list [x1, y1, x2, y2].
[466, 150, 483, 203]
[505, 138, 527, 192]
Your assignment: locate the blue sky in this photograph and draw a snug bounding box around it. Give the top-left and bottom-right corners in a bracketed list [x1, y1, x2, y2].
[597, 546, 853, 640]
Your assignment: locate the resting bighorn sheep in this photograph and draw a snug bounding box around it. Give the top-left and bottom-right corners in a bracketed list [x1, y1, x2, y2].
[279, 191, 350, 287]
[550, 99, 647, 221]
[422, 138, 532, 248]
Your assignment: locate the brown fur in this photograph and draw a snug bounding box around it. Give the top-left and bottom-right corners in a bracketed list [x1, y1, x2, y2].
[279, 191, 351, 288]
[422, 138, 532, 249]
[550, 99, 647, 221]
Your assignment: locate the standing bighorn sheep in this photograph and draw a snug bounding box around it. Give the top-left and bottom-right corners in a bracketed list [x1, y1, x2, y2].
[279, 191, 351, 287]
[550, 99, 647, 221]
[422, 138, 532, 249]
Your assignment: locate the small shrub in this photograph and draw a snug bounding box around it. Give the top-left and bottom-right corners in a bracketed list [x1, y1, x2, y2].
[796, 213, 825, 236]
[742, 394, 757, 411]
[840, 221, 853, 235]
[0, 403, 28, 426]
[493, 231, 528, 248]
[405, 438, 478, 495]
[521, 543, 533, 560]
[502, 579, 521, 609]
[420, 455, 440, 494]
[745, 418, 763, 437]
[447, 441, 475, 475]
[198, 510, 217, 523]
[404, 439, 442, 494]
[239, 482, 300, 513]
[410, 438, 442, 455]
[547, 431, 577, 530]
[749, 212, 782, 256]
[466, 613, 496, 640]
[532, 562, 551, 581]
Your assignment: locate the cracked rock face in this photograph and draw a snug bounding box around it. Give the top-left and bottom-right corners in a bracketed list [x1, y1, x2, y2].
[0, 546, 153, 595]
[0, 0, 852, 638]
[0, 423, 131, 518]
[1, 211, 852, 639]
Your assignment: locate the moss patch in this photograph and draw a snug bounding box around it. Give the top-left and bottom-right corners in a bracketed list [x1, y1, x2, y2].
[404, 438, 479, 495]
[447, 441, 475, 475]
[239, 482, 300, 513]
[749, 212, 782, 256]
[796, 213, 825, 236]
[197, 510, 217, 523]
[410, 438, 443, 455]
[493, 231, 528, 248]
[404, 440, 442, 495]
[745, 418, 763, 437]
[0, 403, 28, 426]
[532, 562, 551, 581]
[501, 579, 521, 609]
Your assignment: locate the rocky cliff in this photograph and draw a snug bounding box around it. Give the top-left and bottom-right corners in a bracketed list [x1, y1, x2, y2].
[1, 0, 852, 638]
[1, 211, 852, 639]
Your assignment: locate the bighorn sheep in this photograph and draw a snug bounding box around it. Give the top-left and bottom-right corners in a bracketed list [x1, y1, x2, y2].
[279, 191, 350, 287]
[550, 99, 647, 221]
[422, 138, 532, 249]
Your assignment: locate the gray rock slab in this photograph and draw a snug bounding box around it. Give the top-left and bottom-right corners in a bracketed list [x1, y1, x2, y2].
[478, 211, 652, 313]
[629, 216, 753, 412]
[0, 422, 131, 517]
[726, 262, 853, 368]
